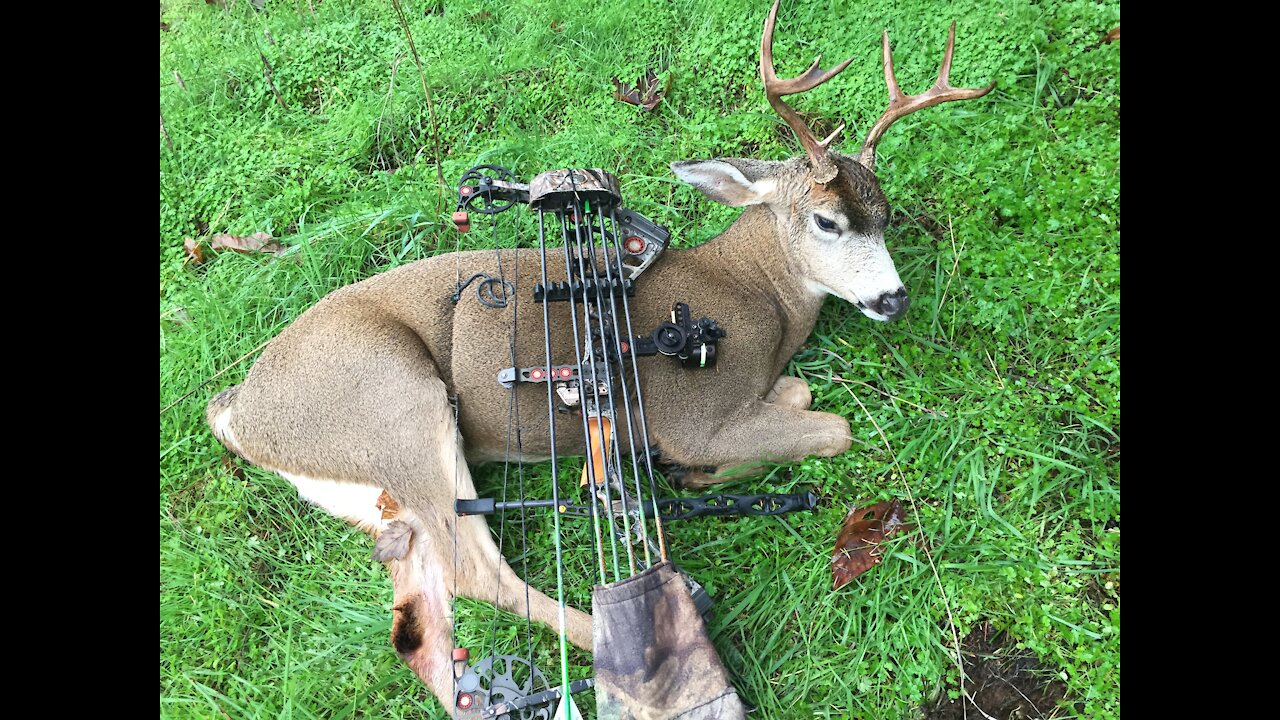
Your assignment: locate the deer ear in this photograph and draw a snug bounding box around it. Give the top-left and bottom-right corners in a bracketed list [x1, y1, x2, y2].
[670, 159, 781, 207]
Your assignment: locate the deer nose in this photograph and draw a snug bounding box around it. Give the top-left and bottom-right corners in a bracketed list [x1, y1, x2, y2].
[872, 288, 910, 320]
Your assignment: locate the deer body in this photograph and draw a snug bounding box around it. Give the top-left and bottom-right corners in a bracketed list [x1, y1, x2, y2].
[205, 179, 850, 704]
[206, 2, 991, 712]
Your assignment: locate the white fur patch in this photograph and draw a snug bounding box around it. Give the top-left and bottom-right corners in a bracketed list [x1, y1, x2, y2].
[279, 470, 389, 534]
[805, 278, 836, 298]
[212, 407, 240, 453]
[809, 232, 902, 322]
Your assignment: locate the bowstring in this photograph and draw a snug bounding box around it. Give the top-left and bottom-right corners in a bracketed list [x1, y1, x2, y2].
[536, 208, 575, 707]
[512, 209, 535, 684]
[451, 181, 464, 663]
[489, 199, 512, 668]
[450, 389, 461, 666]
[485, 189, 541, 694]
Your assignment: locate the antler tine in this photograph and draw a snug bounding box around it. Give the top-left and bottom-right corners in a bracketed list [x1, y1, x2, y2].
[938, 21, 956, 86]
[761, 0, 856, 182]
[881, 30, 904, 104]
[858, 22, 995, 170]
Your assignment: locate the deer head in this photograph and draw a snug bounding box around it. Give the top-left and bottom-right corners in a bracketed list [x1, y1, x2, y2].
[672, 0, 993, 322]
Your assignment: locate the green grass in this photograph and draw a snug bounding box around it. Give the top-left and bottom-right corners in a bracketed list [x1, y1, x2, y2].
[160, 0, 1119, 717]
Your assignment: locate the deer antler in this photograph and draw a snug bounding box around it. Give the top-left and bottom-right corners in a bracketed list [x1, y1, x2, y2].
[858, 23, 995, 170]
[760, 0, 855, 184]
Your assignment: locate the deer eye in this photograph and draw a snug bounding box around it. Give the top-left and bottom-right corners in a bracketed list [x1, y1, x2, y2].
[814, 214, 838, 233]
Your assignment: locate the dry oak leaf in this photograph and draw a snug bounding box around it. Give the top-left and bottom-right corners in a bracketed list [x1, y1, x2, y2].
[832, 498, 913, 589]
[611, 69, 670, 112]
[210, 232, 283, 255]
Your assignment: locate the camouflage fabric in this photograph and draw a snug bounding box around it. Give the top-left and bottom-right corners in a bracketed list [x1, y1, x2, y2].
[593, 562, 747, 720]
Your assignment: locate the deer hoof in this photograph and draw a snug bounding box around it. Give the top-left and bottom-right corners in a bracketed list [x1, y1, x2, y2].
[766, 376, 812, 410]
[812, 416, 853, 456]
[820, 432, 854, 457]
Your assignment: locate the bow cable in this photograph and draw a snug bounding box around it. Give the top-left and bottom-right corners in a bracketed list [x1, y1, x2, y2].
[590, 205, 652, 565]
[565, 202, 628, 581]
[607, 207, 668, 562]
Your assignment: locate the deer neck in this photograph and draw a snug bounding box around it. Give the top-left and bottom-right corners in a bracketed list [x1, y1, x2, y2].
[694, 204, 827, 361]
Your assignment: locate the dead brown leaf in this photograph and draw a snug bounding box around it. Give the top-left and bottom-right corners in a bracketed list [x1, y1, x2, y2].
[210, 232, 283, 255]
[183, 237, 206, 265]
[612, 69, 670, 112]
[377, 490, 400, 520]
[551, 19, 563, 33]
[832, 499, 913, 589]
[221, 455, 244, 481]
[1104, 26, 1120, 43]
[372, 520, 414, 562]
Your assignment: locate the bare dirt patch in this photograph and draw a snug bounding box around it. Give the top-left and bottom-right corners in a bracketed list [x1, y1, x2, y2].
[925, 622, 1074, 720]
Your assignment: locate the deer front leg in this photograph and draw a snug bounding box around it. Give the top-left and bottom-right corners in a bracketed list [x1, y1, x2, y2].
[665, 399, 851, 489]
[666, 376, 820, 488]
[764, 375, 812, 410]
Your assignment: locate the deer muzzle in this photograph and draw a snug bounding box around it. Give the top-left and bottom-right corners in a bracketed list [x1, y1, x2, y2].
[870, 287, 910, 321]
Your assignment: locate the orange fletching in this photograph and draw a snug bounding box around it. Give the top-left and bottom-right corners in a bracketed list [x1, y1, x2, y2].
[580, 416, 613, 488]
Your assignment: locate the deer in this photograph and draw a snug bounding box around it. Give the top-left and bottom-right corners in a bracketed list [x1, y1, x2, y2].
[205, 0, 992, 712]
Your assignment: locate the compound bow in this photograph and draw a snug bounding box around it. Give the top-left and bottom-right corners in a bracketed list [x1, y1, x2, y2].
[443, 164, 815, 719]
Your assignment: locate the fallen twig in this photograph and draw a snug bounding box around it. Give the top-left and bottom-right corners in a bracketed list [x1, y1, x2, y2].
[257, 45, 289, 110]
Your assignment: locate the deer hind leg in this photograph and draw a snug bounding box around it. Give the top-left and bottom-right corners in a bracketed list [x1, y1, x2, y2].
[266, 476, 464, 709]
[415, 400, 593, 653]
[206, 321, 592, 712]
